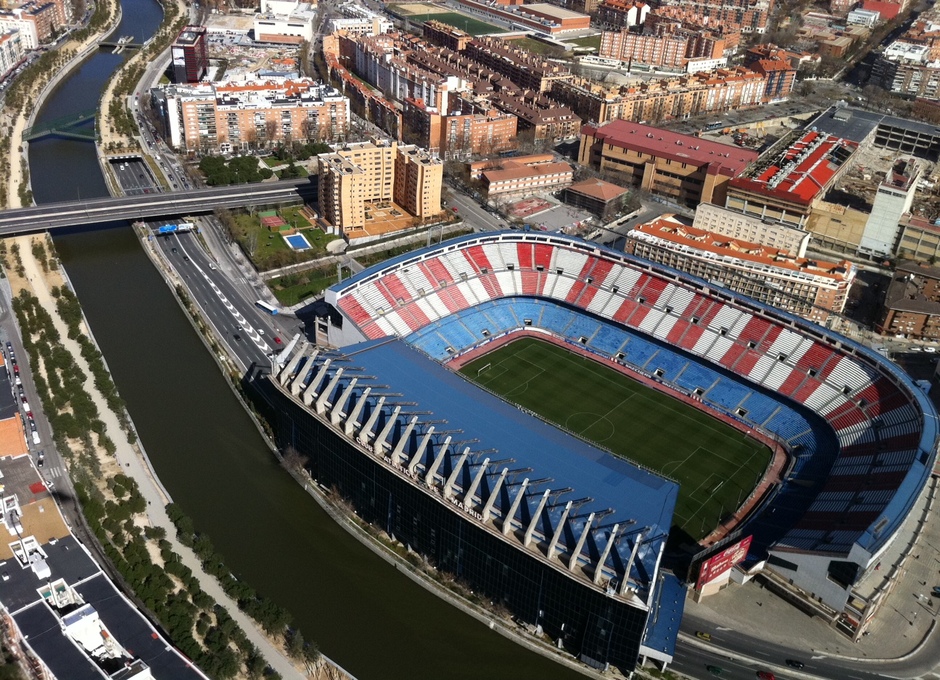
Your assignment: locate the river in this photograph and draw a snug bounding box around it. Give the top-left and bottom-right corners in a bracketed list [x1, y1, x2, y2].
[28, 2, 585, 679]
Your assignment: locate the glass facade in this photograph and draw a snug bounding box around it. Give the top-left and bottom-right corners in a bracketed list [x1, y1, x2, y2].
[251, 375, 651, 672]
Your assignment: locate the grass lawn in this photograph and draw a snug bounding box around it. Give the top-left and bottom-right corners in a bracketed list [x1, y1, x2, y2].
[231, 210, 339, 271]
[276, 166, 309, 179]
[280, 205, 312, 229]
[460, 338, 771, 542]
[512, 37, 569, 56]
[262, 157, 283, 168]
[409, 11, 504, 35]
[269, 266, 351, 305]
[568, 35, 601, 50]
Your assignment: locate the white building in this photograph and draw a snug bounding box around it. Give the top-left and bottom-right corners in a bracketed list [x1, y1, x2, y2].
[254, 1, 316, 44]
[858, 157, 922, 258]
[693, 203, 811, 256]
[847, 8, 880, 27]
[0, 30, 23, 79]
[0, 11, 37, 50]
[686, 56, 728, 73]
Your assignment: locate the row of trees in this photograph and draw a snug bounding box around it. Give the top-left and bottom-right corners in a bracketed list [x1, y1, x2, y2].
[200, 156, 274, 186]
[167, 504, 322, 671]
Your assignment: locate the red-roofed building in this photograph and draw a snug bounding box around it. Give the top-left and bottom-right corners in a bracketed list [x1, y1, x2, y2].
[861, 0, 902, 19]
[562, 179, 630, 219]
[748, 57, 797, 101]
[726, 130, 858, 228]
[578, 119, 757, 206]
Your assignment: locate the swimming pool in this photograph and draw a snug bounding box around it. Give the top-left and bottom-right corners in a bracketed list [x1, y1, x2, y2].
[284, 233, 312, 250]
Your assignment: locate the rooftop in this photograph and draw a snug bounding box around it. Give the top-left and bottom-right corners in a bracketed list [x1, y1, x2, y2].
[520, 2, 590, 19]
[884, 261, 940, 314]
[566, 178, 629, 202]
[582, 119, 757, 175]
[630, 215, 853, 281]
[730, 129, 857, 204]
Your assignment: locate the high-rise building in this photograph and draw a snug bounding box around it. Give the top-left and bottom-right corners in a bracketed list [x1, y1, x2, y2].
[858, 157, 922, 259]
[318, 140, 443, 233]
[171, 25, 208, 84]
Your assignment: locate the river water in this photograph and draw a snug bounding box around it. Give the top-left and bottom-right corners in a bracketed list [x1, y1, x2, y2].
[28, 2, 585, 679]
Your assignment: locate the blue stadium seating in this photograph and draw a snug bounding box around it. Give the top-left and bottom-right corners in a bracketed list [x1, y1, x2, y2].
[621, 336, 659, 369]
[675, 362, 718, 393]
[704, 379, 751, 412]
[590, 324, 630, 355]
[539, 305, 577, 335]
[766, 409, 814, 443]
[737, 393, 781, 427]
[647, 352, 688, 382]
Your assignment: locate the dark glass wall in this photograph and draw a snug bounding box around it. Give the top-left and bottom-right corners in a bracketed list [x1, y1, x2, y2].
[252, 374, 650, 672]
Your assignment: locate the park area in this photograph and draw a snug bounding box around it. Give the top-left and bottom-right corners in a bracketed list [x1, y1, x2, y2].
[460, 338, 771, 542]
[390, 3, 504, 34]
[218, 206, 340, 272]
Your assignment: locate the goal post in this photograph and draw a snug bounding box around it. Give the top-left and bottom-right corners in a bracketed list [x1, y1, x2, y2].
[477, 363, 491, 376]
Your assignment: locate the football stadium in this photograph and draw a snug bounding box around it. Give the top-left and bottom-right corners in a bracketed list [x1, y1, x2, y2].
[258, 231, 939, 670]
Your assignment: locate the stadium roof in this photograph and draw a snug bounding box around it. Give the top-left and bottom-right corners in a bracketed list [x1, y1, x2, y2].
[807, 105, 940, 144]
[345, 338, 679, 531]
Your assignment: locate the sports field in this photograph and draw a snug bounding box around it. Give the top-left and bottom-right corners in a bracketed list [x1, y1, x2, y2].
[391, 4, 505, 35]
[460, 338, 771, 542]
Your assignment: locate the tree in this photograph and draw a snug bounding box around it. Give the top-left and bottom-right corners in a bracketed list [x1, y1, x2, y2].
[287, 629, 304, 660]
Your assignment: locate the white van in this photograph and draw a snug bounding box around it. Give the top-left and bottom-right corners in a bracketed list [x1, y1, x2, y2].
[31, 431, 40, 445]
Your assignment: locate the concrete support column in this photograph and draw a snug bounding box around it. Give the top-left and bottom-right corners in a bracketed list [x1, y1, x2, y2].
[330, 378, 358, 426]
[278, 342, 309, 385]
[569, 512, 595, 573]
[462, 457, 490, 509]
[619, 532, 643, 596]
[593, 524, 619, 586]
[357, 396, 385, 447]
[443, 448, 470, 499]
[424, 435, 451, 488]
[480, 468, 508, 523]
[300, 359, 331, 403]
[407, 427, 434, 475]
[501, 478, 529, 537]
[372, 405, 401, 456]
[344, 386, 371, 437]
[523, 489, 550, 547]
[546, 501, 572, 561]
[390, 416, 418, 467]
[316, 367, 344, 415]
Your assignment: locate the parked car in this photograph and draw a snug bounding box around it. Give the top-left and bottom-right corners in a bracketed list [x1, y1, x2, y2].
[785, 660, 805, 669]
[696, 631, 712, 642]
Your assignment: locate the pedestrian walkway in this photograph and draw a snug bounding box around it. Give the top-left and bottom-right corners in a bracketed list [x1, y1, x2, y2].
[686, 473, 940, 668]
[14, 236, 309, 680]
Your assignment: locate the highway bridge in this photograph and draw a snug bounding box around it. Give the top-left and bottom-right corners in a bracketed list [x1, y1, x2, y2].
[0, 179, 317, 235]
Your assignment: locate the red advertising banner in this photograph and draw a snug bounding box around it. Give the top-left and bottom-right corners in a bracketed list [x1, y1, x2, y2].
[696, 535, 753, 589]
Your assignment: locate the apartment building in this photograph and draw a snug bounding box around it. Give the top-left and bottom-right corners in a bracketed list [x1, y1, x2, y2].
[726, 130, 858, 228]
[652, 0, 771, 35]
[627, 215, 854, 323]
[878, 261, 940, 339]
[317, 139, 443, 232]
[551, 66, 775, 126]
[422, 19, 473, 52]
[402, 97, 517, 158]
[468, 154, 574, 197]
[692, 203, 811, 256]
[156, 78, 349, 151]
[598, 24, 726, 70]
[896, 215, 940, 262]
[462, 36, 573, 93]
[596, 0, 650, 28]
[330, 1, 392, 35]
[451, 0, 591, 34]
[0, 2, 57, 48]
[0, 29, 23, 79]
[578, 119, 757, 206]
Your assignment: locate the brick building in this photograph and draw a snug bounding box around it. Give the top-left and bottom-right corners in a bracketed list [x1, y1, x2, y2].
[878, 261, 940, 339]
[422, 19, 473, 52]
[578, 119, 757, 206]
[402, 97, 517, 158]
[468, 154, 574, 197]
[596, 0, 650, 28]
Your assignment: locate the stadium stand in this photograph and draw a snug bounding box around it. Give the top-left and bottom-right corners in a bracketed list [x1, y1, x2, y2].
[326, 231, 939, 632]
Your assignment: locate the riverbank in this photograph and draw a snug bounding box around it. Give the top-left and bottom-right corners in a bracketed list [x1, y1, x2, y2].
[3, 0, 121, 208]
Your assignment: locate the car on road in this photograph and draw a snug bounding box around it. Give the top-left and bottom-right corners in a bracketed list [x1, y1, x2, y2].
[695, 631, 711, 641]
[172, 247, 177, 253]
[452, 206, 458, 212]
[258, 329, 265, 335]
[756, 672, 775, 680]
[785, 659, 805, 669]
[183, 256, 189, 262]
[233, 334, 241, 341]
[706, 666, 722, 676]
[274, 337, 282, 345]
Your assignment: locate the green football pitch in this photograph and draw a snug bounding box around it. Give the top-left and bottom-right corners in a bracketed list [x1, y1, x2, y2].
[460, 338, 771, 542]
[407, 11, 505, 35]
